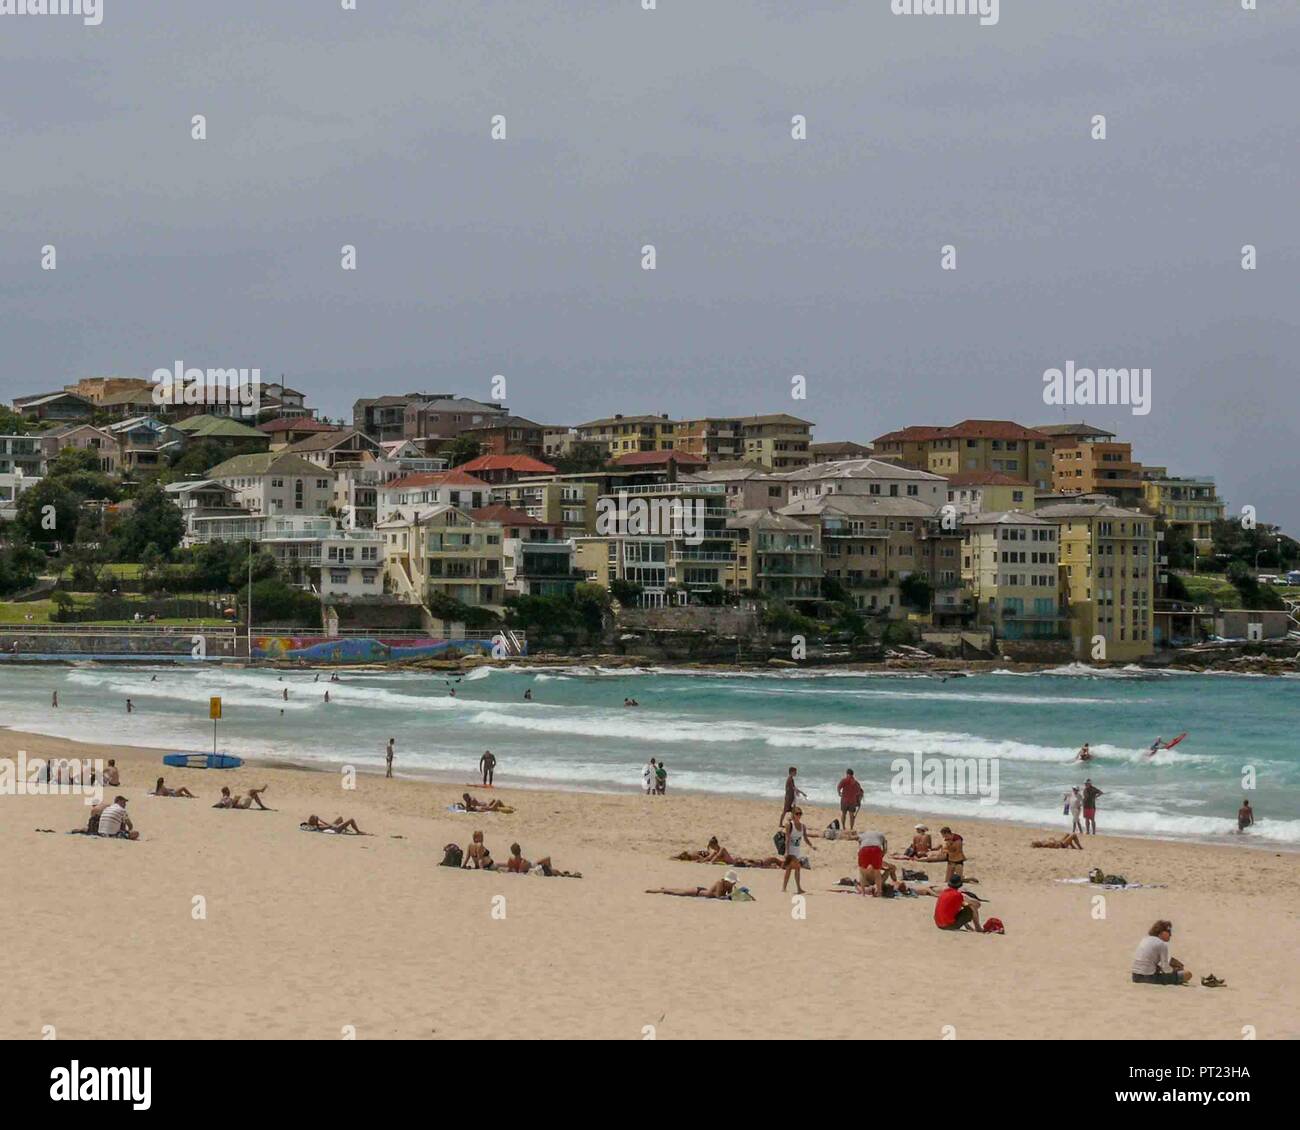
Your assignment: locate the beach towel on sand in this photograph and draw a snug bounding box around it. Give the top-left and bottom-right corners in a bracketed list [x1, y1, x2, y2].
[1056, 877, 1167, 891]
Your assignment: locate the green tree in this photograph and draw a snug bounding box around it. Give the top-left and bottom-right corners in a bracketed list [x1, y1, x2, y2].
[14, 479, 80, 545]
[440, 435, 483, 468]
[106, 482, 186, 560]
[551, 442, 609, 474]
[899, 573, 933, 612]
[608, 578, 643, 606]
[0, 406, 30, 435]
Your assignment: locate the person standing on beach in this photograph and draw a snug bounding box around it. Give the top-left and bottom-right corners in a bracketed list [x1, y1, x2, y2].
[386, 738, 395, 779]
[655, 762, 667, 795]
[1068, 786, 1083, 834]
[1082, 779, 1102, 835]
[782, 767, 806, 821]
[643, 758, 656, 795]
[836, 768, 863, 831]
[781, 806, 815, 895]
[480, 750, 496, 787]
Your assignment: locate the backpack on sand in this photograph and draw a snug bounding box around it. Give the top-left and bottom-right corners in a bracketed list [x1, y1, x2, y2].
[440, 844, 463, 868]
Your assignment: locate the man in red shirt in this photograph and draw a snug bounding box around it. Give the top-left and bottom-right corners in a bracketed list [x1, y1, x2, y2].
[933, 875, 983, 932]
[837, 768, 864, 831]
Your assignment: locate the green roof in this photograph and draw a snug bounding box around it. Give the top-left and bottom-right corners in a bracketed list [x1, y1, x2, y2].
[206, 452, 330, 479]
[174, 414, 265, 438]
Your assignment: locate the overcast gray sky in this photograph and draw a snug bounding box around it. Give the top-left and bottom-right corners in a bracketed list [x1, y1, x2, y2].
[2, 1, 1296, 531]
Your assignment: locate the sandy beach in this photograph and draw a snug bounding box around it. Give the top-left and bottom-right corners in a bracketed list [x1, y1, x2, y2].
[3, 728, 1296, 1041]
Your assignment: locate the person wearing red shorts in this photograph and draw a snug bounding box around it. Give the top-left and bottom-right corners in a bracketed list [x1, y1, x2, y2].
[837, 768, 864, 831]
[855, 830, 894, 896]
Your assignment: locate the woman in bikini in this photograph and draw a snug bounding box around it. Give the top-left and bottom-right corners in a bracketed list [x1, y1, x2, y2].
[152, 777, 196, 798]
[462, 792, 515, 814]
[462, 830, 496, 870]
[303, 815, 366, 834]
[647, 872, 738, 899]
[1031, 831, 1083, 849]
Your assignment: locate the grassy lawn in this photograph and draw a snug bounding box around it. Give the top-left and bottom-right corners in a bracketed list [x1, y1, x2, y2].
[1177, 573, 1241, 607]
[0, 593, 233, 627]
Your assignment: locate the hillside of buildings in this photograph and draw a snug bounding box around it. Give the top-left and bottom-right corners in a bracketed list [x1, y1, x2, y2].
[2, 384, 1298, 666]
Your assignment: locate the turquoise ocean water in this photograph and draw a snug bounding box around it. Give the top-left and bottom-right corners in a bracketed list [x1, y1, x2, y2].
[1, 663, 1297, 846]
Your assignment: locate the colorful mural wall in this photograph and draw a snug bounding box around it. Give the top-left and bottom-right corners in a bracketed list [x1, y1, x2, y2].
[251, 636, 521, 664]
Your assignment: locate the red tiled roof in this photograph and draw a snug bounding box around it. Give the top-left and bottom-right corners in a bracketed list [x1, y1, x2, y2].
[386, 469, 491, 490]
[940, 419, 1051, 442]
[610, 450, 708, 467]
[258, 417, 339, 434]
[873, 425, 946, 444]
[946, 471, 1033, 487]
[458, 455, 557, 474]
[875, 420, 1049, 444]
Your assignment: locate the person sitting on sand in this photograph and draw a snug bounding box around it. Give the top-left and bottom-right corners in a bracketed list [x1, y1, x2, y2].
[302, 815, 366, 835]
[461, 792, 514, 814]
[462, 830, 496, 870]
[214, 785, 270, 810]
[1131, 919, 1191, 985]
[103, 760, 120, 787]
[933, 875, 983, 932]
[647, 870, 739, 899]
[96, 796, 139, 841]
[1031, 832, 1084, 849]
[151, 777, 196, 798]
[904, 824, 933, 858]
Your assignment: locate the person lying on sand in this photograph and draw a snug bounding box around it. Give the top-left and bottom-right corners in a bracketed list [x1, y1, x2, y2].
[302, 815, 366, 835]
[214, 785, 270, 810]
[1032, 832, 1084, 849]
[504, 842, 582, 878]
[461, 792, 515, 814]
[647, 871, 739, 899]
[462, 830, 496, 870]
[151, 777, 196, 798]
[672, 838, 783, 868]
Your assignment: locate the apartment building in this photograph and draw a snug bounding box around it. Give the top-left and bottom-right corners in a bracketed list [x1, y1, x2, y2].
[331, 463, 380, 530]
[726, 509, 822, 604]
[1140, 474, 1225, 553]
[377, 504, 504, 611]
[961, 512, 1065, 641]
[206, 452, 336, 517]
[945, 471, 1034, 517]
[573, 481, 736, 605]
[875, 420, 1054, 489]
[376, 469, 492, 523]
[492, 478, 598, 538]
[780, 495, 964, 621]
[1050, 437, 1144, 505]
[353, 394, 455, 443]
[739, 414, 813, 470]
[471, 504, 582, 598]
[188, 513, 384, 598]
[682, 466, 790, 511]
[0, 434, 45, 476]
[574, 414, 678, 456]
[461, 416, 547, 460]
[1036, 501, 1157, 661]
[39, 424, 118, 473]
[541, 426, 575, 460]
[675, 417, 744, 463]
[67, 377, 154, 406]
[782, 458, 948, 507]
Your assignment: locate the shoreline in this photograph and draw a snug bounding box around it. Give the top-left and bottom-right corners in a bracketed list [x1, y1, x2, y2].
[4, 725, 1291, 856]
